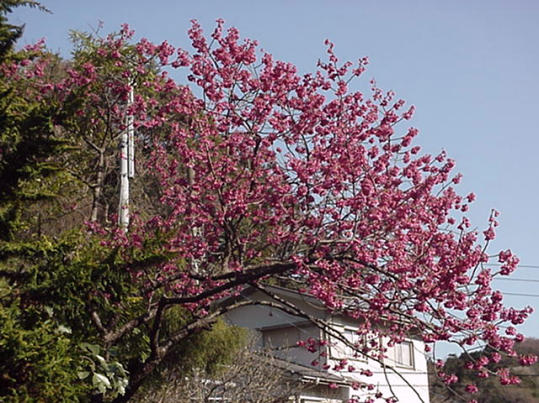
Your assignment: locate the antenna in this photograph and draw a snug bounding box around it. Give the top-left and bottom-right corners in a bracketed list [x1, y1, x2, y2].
[118, 85, 134, 231]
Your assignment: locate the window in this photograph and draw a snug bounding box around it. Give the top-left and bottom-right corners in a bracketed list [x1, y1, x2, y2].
[390, 341, 414, 368]
[262, 326, 300, 350]
[330, 328, 367, 361]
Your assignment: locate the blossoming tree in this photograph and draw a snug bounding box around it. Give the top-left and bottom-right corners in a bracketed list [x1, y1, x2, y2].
[2, 17, 534, 402]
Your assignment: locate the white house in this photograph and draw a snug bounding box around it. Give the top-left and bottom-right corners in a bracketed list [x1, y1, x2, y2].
[224, 286, 430, 403]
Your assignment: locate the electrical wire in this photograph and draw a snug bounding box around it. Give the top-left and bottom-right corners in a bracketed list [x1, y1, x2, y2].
[501, 292, 539, 298]
[490, 263, 539, 269]
[494, 278, 539, 282]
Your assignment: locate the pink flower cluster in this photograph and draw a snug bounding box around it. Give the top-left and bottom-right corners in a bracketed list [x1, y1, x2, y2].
[12, 19, 533, 397]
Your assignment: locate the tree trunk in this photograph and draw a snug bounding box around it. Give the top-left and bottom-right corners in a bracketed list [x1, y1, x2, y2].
[111, 360, 159, 403]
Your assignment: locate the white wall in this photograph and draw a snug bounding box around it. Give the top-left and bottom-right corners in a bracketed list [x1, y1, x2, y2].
[224, 303, 324, 367]
[325, 323, 430, 403]
[223, 289, 430, 403]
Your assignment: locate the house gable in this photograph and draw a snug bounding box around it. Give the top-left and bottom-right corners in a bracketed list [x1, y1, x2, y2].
[222, 286, 430, 403]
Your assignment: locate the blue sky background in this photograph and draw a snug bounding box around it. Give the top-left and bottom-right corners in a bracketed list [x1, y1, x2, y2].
[11, 1, 539, 353]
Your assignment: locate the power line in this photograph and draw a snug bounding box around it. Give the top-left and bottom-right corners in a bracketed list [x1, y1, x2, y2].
[490, 263, 539, 269]
[493, 278, 539, 283]
[501, 292, 539, 298]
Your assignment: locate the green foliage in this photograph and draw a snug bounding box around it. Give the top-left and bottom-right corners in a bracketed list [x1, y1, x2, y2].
[0, 222, 164, 400]
[164, 315, 248, 376]
[138, 315, 248, 397]
[0, 293, 88, 401]
[0, 3, 89, 399]
[0, 1, 47, 59]
[0, 232, 93, 400]
[0, 9, 250, 402]
[78, 342, 130, 398]
[0, 70, 67, 240]
[0, 211, 245, 401]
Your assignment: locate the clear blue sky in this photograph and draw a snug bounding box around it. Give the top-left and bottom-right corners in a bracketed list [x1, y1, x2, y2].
[12, 1, 539, 348]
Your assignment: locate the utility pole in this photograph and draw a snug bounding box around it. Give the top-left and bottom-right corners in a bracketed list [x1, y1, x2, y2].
[118, 86, 134, 232]
[128, 86, 135, 180]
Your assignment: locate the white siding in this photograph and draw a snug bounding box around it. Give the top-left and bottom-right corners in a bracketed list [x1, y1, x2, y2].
[223, 289, 430, 403]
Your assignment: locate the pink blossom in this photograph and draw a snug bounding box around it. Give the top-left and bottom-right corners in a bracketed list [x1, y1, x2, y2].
[16, 20, 531, 399]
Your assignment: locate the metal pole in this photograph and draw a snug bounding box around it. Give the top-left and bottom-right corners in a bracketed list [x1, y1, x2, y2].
[118, 86, 134, 231]
[128, 86, 135, 179]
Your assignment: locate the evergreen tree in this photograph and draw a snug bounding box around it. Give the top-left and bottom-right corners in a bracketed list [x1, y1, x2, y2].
[0, 9, 248, 400]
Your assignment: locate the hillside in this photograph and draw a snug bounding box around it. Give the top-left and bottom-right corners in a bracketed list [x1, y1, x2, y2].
[430, 338, 539, 402]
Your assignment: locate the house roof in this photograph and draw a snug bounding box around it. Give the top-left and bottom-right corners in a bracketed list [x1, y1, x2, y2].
[220, 284, 325, 307]
[264, 355, 353, 387]
[223, 284, 422, 339]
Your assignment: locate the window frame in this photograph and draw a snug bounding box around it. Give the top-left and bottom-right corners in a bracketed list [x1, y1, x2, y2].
[328, 327, 368, 362]
[389, 340, 415, 369]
